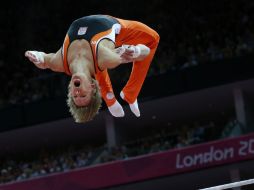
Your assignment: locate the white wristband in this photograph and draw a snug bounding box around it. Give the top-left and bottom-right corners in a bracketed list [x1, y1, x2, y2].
[132, 46, 141, 58]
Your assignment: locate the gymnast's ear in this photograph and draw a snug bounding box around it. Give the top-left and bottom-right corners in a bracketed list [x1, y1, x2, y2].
[91, 82, 96, 89]
[91, 79, 99, 94]
[91, 81, 97, 95]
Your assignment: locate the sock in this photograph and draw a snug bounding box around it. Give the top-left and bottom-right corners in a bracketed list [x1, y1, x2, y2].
[108, 100, 125, 117]
[129, 100, 140, 117]
[120, 91, 140, 117]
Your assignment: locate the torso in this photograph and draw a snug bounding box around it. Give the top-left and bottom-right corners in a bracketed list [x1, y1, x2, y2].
[62, 15, 121, 75]
[67, 39, 95, 76]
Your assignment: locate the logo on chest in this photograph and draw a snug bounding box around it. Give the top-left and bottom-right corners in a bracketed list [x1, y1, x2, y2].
[77, 27, 88, 35]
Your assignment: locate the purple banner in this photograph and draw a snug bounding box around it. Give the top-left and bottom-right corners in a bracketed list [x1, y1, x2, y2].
[1, 133, 254, 190]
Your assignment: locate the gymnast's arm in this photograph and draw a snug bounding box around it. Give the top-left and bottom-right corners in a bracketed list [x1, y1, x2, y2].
[25, 48, 65, 72]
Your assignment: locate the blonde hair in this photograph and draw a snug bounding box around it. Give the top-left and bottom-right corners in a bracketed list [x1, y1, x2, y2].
[67, 79, 102, 123]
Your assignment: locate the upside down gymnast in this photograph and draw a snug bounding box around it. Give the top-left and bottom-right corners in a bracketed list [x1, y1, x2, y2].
[25, 14, 160, 123]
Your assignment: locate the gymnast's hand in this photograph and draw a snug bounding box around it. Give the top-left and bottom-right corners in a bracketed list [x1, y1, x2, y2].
[115, 44, 150, 63]
[25, 51, 47, 69]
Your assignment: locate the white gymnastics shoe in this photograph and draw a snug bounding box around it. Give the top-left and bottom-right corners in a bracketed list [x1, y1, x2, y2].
[108, 100, 125, 117]
[120, 91, 140, 117]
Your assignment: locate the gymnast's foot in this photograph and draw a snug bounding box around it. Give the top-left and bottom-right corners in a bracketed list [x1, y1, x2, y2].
[108, 100, 125, 117]
[120, 91, 140, 117]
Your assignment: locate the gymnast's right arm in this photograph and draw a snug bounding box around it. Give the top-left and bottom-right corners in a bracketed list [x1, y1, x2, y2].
[25, 48, 65, 72]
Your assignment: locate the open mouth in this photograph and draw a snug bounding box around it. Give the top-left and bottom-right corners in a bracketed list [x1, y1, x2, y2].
[74, 79, 81, 87]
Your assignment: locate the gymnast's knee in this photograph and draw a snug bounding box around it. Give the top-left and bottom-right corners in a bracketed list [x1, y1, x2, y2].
[148, 31, 160, 49]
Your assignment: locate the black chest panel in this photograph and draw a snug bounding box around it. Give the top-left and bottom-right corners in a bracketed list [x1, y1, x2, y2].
[67, 15, 119, 43]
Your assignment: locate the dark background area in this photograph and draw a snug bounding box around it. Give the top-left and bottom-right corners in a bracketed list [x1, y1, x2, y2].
[1, 0, 254, 128]
[1, 0, 254, 189]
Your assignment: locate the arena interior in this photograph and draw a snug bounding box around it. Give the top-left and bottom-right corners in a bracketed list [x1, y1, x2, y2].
[1, 0, 254, 189]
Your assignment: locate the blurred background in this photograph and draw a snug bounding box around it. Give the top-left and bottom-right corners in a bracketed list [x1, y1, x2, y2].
[1, 0, 254, 189]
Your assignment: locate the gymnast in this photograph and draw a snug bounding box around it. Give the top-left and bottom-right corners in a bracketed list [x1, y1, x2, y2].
[25, 14, 160, 123]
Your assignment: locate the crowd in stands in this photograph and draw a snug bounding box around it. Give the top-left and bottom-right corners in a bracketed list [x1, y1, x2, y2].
[151, 0, 254, 73]
[0, 0, 253, 184]
[0, 0, 254, 108]
[0, 117, 241, 184]
[0, 145, 94, 183]
[98, 120, 214, 163]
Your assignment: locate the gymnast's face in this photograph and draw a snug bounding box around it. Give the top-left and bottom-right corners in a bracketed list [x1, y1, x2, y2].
[70, 74, 95, 107]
